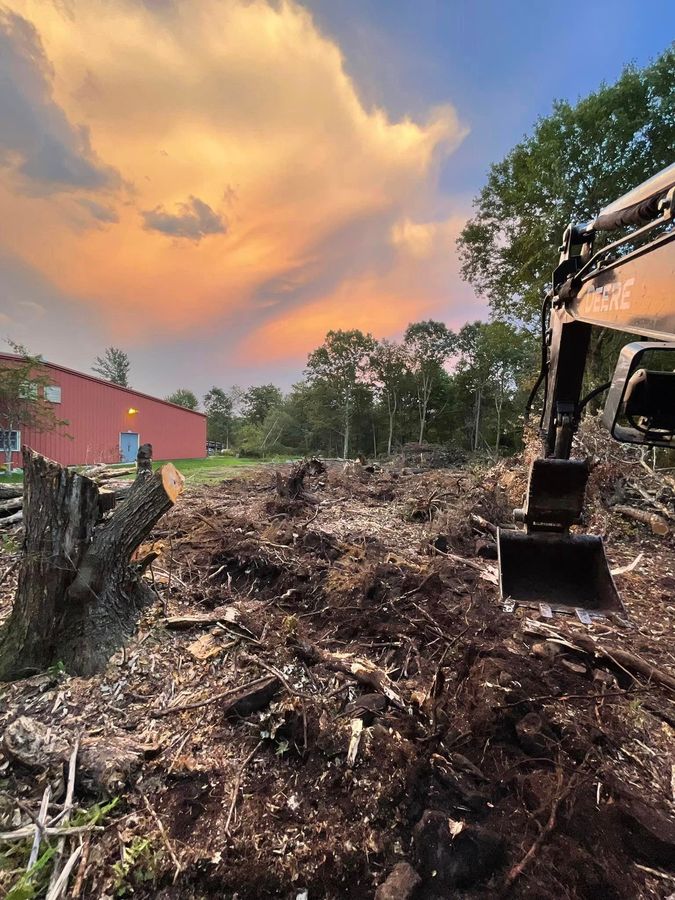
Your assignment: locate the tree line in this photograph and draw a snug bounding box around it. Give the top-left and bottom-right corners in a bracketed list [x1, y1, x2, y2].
[158, 320, 536, 459]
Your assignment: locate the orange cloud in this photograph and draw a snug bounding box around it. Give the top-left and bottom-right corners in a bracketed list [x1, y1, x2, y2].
[0, 0, 474, 366]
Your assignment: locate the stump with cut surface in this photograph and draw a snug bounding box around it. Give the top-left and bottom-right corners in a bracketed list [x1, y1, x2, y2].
[0, 449, 184, 679]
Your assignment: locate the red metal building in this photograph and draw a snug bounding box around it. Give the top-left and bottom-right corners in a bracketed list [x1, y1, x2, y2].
[1, 353, 206, 467]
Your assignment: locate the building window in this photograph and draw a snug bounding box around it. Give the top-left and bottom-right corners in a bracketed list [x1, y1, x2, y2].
[19, 382, 38, 400]
[0, 431, 21, 453]
[44, 385, 62, 403]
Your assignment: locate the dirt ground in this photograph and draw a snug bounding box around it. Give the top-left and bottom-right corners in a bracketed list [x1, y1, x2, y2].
[1, 448, 674, 899]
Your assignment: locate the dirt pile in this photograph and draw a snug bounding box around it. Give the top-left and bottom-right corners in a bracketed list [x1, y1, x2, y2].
[0, 452, 673, 898]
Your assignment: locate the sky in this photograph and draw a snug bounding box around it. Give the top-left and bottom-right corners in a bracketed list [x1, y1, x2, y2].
[0, 1, 673, 398]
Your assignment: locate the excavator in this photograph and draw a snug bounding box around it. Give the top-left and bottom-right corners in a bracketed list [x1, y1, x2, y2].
[498, 161, 675, 616]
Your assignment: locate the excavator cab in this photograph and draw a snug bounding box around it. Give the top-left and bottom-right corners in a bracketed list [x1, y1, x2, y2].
[498, 162, 675, 616]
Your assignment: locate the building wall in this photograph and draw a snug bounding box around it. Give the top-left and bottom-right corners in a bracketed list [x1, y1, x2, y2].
[1, 355, 206, 467]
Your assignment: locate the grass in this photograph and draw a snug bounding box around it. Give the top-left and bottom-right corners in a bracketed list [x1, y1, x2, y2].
[1, 455, 295, 486]
[152, 455, 270, 483]
[0, 471, 23, 483]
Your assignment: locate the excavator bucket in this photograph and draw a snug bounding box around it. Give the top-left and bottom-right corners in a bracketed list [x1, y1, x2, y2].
[498, 458, 624, 615]
[497, 530, 623, 614]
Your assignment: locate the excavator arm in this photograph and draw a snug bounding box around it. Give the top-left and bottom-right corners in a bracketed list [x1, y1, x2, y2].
[498, 162, 675, 616]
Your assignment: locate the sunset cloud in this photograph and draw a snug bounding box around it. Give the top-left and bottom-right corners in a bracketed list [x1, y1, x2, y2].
[0, 0, 476, 389]
[0, 8, 118, 195]
[142, 196, 226, 241]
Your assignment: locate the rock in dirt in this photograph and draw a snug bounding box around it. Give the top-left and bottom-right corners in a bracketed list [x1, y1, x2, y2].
[223, 674, 281, 717]
[79, 732, 146, 794]
[2, 716, 71, 769]
[375, 861, 421, 900]
[614, 793, 675, 870]
[515, 711, 551, 756]
[413, 809, 504, 889]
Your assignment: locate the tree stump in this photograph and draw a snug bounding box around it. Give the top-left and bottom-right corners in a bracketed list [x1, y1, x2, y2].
[136, 442, 153, 478]
[0, 449, 184, 679]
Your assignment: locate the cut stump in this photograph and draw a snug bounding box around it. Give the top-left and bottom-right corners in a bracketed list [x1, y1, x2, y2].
[0, 449, 184, 679]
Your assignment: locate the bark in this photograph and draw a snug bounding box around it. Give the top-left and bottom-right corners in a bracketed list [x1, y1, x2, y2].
[473, 387, 482, 452]
[614, 505, 669, 535]
[343, 393, 351, 459]
[0, 449, 183, 680]
[0, 485, 22, 501]
[136, 442, 153, 478]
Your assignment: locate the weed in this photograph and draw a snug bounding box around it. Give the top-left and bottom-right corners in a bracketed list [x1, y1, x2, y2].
[112, 837, 162, 896]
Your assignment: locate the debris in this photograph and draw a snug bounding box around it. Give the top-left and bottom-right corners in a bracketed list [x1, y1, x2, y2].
[79, 732, 146, 795]
[295, 640, 408, 709]
[223, 675, 280, 716]
[2, 717, 71, 769]
[375, 861, 422, 900]
[614, 505, 669, 535]
[413, 809, 504, 888]
[346, 717, 363, 767]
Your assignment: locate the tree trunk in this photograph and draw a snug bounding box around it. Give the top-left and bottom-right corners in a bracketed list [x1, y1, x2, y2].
[473, 388, 482, 452]
[343, 396, 350, 459]
[495, 393, 503, 454]
[372, 420, 377, 458]
[387, 395, 395, 457]
[0, 449, 184, 680]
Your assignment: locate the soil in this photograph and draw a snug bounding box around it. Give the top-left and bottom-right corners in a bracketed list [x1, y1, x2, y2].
[1, 447, 674, 899]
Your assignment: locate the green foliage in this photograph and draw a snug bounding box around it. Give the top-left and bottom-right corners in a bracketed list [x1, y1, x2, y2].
[112, 836, 161, 896]
[92, 346, 130, 386]
[0, 341, 70, 472]
[165, 388, 199, 410]
[241, 384, 283, 425]
[403, 320, 456, 443]
[203, 387, 234, 445]
[457, 46, 675, 324]
[306, 329, 376, 457]
[1, 798, 119, 900]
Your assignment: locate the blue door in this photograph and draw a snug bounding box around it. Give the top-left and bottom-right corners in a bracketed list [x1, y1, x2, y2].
[120, 432, 139, 462]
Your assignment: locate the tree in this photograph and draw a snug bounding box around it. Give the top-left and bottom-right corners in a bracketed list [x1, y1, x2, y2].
[455, 321, 534, 453]
[403, 320, 456, 443]
[0, 342, 68, 473]
[457, 47, 675, 325]
[92, 347, 130, 386]
[203, 387, 234, 448]
[370, 340, 410, 455]
[166, 389, 199, 410]
[306, 329, 376, 458]
[242, 384, 283, 425]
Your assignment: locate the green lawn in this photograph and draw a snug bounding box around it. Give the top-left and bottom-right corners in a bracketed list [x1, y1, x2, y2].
[0, 471, 23, 483]
[1, 455, 292, 486]
[152, 455, 267, 483]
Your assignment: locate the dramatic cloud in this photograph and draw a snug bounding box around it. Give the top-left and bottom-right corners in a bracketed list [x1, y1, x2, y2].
[0, 8, 118, 194]
[77, 199, 119, 224]
[0, 0, 480, 389]
[142, 196, 226, 240]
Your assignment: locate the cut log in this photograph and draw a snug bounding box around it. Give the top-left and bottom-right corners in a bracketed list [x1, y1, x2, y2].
[0, 450, 184, 679]
[0, 484, 23, 500]
[0, 510, 22, 527]
[614, 505, 669, 535]
[295, 639, 408, 709]
[0, 497, 22, 514]
[81, 465, 136, 482]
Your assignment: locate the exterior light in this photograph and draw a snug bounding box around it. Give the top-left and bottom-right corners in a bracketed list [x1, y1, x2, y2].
[128, 407, 139, 415]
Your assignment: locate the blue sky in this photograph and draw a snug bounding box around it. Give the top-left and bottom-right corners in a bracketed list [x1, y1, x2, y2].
[307, 1, 675, 197]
